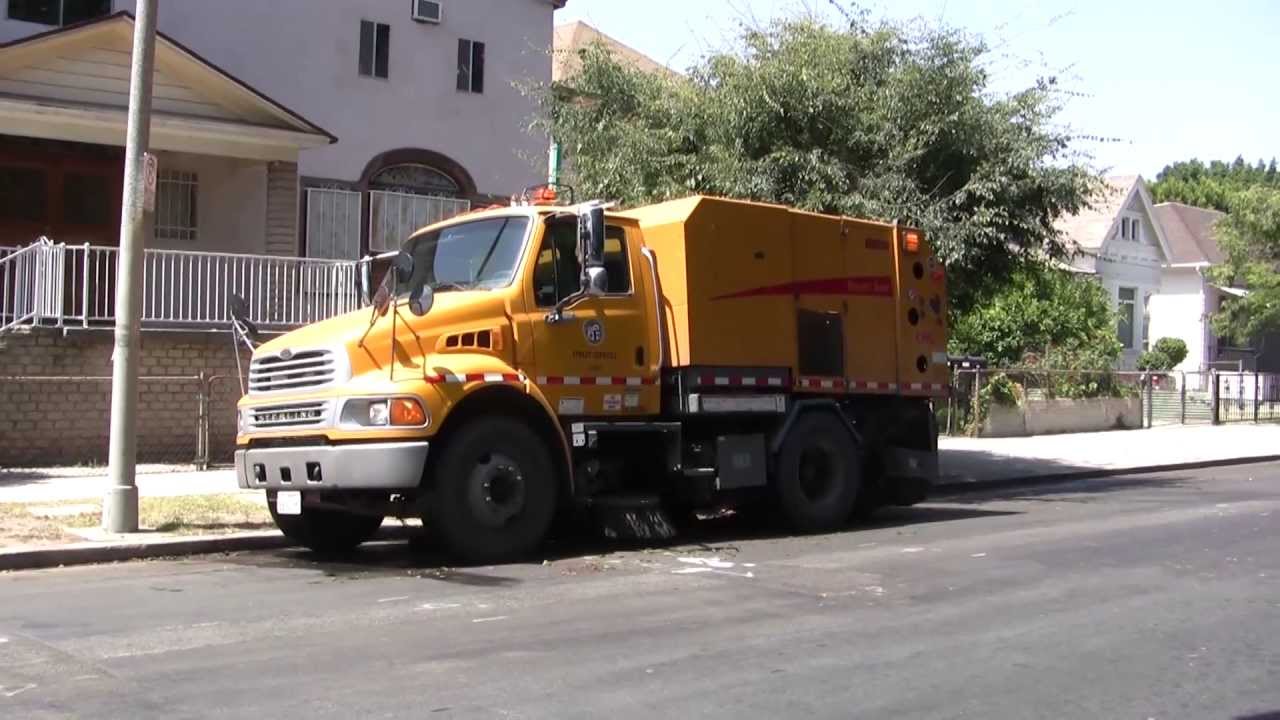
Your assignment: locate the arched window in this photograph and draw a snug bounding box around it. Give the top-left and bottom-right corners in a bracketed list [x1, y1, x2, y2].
[368, 163, 460, 197]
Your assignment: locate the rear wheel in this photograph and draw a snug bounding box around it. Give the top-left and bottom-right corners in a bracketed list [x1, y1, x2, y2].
[267, 492, 384, 553]
[426, 418, 558, 564]
[773, 412, 861, 532]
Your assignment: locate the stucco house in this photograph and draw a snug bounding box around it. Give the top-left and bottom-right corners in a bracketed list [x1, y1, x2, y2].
[1056, 175, 1173, 369]
[0, 0, 564, 262]
[1149, 202, 1278, 374]
[0, 0, 566, 466]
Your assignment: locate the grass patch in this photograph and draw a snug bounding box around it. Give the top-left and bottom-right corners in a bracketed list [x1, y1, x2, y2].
[0, 495, 273, 547]
[0, 503, 80, 545]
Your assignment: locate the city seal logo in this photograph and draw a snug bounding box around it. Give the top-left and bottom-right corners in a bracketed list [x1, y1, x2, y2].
[583, 319, 605, 346]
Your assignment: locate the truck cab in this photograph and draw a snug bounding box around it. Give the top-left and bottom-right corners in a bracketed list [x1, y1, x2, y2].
[235, 192, 946, 562]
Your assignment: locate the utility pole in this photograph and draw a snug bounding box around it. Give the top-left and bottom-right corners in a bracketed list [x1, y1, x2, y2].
[103, 0, 159, 533]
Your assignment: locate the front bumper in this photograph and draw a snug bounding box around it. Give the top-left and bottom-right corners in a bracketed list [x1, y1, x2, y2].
[235, 442, 430, 490]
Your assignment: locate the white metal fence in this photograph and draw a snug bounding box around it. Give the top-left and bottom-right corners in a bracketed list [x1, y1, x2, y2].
[1, 240, 362, 334]
[1, 239, 62, 333]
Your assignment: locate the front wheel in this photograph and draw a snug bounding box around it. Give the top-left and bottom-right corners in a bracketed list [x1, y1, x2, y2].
[426, 418, 558, 564]
[267, 492, 384, 553]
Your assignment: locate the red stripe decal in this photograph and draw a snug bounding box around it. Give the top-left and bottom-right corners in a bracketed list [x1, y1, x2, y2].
[713, 276, 893, 301]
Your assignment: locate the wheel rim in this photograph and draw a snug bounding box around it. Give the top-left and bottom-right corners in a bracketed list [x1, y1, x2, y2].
[797, 444, 840, 504]
[465, 452, 527, 528]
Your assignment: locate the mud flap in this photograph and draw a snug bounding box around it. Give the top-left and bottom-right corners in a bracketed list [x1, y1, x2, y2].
[881, 446, 936, 505]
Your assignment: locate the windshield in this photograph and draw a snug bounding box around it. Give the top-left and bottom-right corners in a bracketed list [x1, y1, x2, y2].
[400, 216, 531, 295]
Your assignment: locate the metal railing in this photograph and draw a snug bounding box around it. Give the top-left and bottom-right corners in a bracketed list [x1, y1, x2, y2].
[1, 239, 62, 334]
[1, 240, 362, 334]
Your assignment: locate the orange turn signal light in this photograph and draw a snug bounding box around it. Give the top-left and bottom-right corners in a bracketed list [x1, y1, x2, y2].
[903, 230, 921, 253]
[390, 398, 427, 426]
[531, 187, 558, 204]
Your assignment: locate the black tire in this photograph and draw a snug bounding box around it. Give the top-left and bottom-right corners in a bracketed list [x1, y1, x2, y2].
[267, 493, 384, 553]
[773, 412, 861, 532]
[426, 418, 558, 564]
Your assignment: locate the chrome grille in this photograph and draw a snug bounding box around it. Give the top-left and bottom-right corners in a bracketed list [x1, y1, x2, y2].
[248, 401, 332, 430]
[249, 349, 337, 393]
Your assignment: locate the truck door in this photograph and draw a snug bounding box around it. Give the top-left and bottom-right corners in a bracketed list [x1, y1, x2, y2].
[521, 216, 660, 418]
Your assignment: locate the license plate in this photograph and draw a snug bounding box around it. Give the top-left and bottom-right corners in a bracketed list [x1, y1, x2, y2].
[276, 490, 302, 515]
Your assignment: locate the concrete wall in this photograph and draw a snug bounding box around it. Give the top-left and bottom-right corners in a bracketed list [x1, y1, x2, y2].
[0, 329, 244, 467]
[10, 0, 559, 196]
[981, 397, 1144, 438]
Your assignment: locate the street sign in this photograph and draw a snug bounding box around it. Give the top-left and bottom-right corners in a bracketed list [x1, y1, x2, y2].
[142, 152, 158, 213]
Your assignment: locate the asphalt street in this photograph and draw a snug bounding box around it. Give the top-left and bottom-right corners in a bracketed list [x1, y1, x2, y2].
[1, 463, 1277, 720]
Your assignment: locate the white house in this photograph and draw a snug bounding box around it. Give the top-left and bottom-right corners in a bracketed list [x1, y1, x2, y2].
[1149, 202, 1277, 374]
[1056, 175, 1173, 369]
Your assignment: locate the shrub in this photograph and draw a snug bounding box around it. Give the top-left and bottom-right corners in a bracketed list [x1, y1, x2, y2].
[1137, 337, 1189, 371]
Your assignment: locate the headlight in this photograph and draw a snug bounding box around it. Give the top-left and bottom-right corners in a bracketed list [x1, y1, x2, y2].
[237, 409, 248, 434]
[341, 397, 428, 428]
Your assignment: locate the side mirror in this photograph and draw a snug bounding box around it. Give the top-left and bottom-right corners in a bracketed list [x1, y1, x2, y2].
[228, 292, 259, 337]
[358, 256, 374, 305]
[371, 285, 391, 317]
[392, 250, 415, 286]
[408, 284, 435, 317]
[578, 205, 608, 296]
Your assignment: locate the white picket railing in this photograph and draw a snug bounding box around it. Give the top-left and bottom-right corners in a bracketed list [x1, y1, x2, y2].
[1, 239, 63, 334]
[1, 241, 363, 334]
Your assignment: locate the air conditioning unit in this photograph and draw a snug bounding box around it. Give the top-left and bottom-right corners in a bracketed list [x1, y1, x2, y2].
[412, 0, 442, 24]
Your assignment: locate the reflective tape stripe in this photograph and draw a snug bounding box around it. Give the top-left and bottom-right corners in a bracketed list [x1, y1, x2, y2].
[536, 376, 656, 386]
[426, 373, 523, 385]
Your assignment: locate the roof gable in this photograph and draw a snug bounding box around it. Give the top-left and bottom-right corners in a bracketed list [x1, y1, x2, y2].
[0, 12, 332, 140]
[1153, 202, 1225, 266]
[1057, 175, 1172, 264]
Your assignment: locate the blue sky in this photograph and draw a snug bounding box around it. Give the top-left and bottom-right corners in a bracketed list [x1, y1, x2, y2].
[554, 0, 1278, 179]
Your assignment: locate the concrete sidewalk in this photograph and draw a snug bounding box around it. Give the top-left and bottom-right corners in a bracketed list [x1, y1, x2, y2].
[2, 423, 1276, 505]
[0, 464, 244, 504]
[939, 424, 1280, 489]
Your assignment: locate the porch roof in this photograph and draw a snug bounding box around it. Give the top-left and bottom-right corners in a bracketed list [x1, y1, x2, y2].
[0, 12, 335, 162]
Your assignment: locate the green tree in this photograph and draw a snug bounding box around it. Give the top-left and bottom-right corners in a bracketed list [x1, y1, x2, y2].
[948, 263, 1121, 368]
[1210, 187, 1280, 341]
[540, 11, 1098, 314]
[1150, 157, 1280, 212]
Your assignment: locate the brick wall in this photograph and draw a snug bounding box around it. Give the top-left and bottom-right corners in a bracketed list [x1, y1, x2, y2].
[0, 329, 246, 467]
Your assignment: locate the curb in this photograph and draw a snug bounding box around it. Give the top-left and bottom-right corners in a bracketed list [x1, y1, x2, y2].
[0, 526, 417, 572]
[933, 454, 1280, 496]
[0, 533, 292, 572]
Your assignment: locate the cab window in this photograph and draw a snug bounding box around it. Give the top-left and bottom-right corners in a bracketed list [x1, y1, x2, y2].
[532, 219, 631, 307]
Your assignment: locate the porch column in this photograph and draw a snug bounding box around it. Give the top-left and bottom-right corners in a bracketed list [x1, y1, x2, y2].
[265, 161, 299, 257]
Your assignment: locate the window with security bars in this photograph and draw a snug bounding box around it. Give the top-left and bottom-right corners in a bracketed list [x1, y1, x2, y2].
[155, 170, 198, 242]
[306, 188, 362, 259]
[368, 190, 471, 254]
